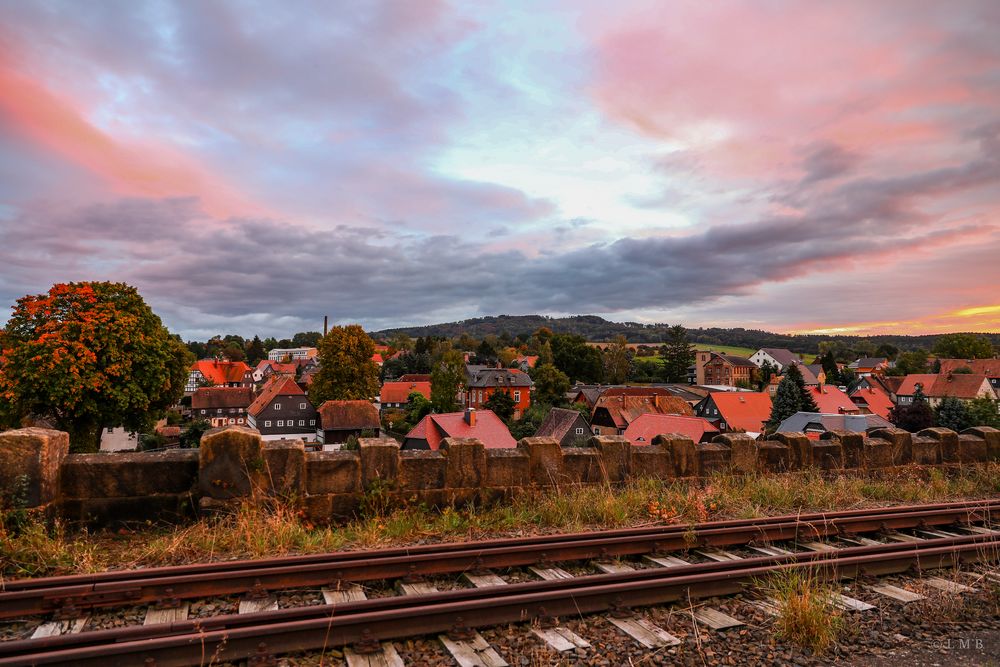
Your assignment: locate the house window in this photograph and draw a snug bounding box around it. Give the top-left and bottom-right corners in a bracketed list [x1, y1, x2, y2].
[513, 391, 521, 402]
[575, 427, 584, 435]
[274, 403, 281, 410]
[720, 422, 727, 429]
[299, 402, 307, 410]
[229, 408, 236, 413]
[237, 418, 244, 424]
[228, 418, 235, 425]
[264, 421, 271, 427]
[309, 419, 315, 426]
[593, 426, 600, 434]
[298, 420, 304, 426]
[277, 420, 284, 427]
[200, 409, 206, 415]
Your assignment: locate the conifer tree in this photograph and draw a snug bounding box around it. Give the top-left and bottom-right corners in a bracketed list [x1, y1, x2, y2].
[766, 375, 802, 431]
[786, 362, 820, 412]
[934, 396, 969, 431]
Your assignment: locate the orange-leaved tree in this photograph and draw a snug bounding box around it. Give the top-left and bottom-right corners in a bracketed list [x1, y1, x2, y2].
[0, 282, 192, 452]
[308, 324, 380, 405]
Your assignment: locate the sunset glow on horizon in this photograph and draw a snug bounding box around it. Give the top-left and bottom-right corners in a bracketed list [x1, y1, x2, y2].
[1, 1, 998, 339]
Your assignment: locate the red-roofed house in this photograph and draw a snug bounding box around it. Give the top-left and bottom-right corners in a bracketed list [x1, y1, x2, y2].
[936, 358, 1000, 392]
[380, 381, 432, 410]
[317, 400, 380, 444]
[850, 384, 895, 420]
[896, 373, 998, 407]
[623, 413, 719, 446]
[805, 384, 860, 415]
[403, 408, 516, 450]
[694, 392, 772, 436]
[590, 388, 694, 435]
[247, 376, 318, 440]
[186, 360, 251, 394]
[252, 359, 299, 383]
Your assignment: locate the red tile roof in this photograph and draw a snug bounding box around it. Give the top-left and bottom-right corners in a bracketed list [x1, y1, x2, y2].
[623, 414, 719, 445]
[593, 391, 694, 429]
[318, 400, 379, 431]
[398, 374, 432, 383]
[710, 392, 772, 433]
[192, 360, 250, 385]
[248, 376, 305, 416]
[896, 373, 995, 399]
[405, 409, 516, 450]
[380, 381, 432, 404]
[191, 386, 254, 410]
[806, 385, 859, 414]
[255, 360, 299, 375]
[937, 359, 1000, 377]
[849, 385, 894, 420]
[896, 374, 941, 396]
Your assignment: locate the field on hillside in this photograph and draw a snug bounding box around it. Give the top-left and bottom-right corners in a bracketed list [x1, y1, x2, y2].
[693, 344, 759, 358]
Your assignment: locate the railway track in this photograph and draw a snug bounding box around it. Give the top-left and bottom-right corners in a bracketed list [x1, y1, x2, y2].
[2, 499, 999, 666]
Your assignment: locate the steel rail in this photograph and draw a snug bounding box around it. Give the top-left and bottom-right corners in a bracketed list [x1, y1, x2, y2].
[3, 534, 996, 667]
[1, 501, 996, 619]
[4, 498, 994, 593]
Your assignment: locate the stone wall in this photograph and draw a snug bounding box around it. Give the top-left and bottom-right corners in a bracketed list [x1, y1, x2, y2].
[0, 424, 997, 525]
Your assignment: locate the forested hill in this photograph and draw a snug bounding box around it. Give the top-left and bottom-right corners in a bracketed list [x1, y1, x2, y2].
[372, 315, 1000, 354]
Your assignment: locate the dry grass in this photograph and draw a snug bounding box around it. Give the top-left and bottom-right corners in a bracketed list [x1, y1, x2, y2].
[758, 567, 844, 654]
[2, 463, 999, 579]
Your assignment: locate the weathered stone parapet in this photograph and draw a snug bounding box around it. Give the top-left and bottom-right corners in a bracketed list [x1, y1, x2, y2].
[398, 450, 446, 490]
[485, 448, 529, 488]
[0, 428, 69, 507]
[440, 437, 487, 489]
[821, 430, 865, 468]
[696, 442, 731, 476]
[773, 432, 812, 468]
[963, 426, 1000, 462]
[305, 451, 361, 495]
[911, 435, 941, 464]
[722, 433, 790, 474]
[61, 450, 197, 498]
[198, 426, 266, 504]
[561, 447, 604, 483]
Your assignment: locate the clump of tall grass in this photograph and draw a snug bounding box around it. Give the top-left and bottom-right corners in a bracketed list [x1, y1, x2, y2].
[758, 567, 844, 654]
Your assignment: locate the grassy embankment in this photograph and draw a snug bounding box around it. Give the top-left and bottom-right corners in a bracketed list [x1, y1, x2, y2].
[2, 465, 999, 579]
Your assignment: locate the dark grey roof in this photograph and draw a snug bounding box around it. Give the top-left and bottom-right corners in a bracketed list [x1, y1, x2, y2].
[776, 412, 892, 433]
[849, 357, 888, 369]
[535, 408, 589, 440]
[465, 366, 534, 388]
[759, 348, 801, 367]
[718, 354, 756, 367]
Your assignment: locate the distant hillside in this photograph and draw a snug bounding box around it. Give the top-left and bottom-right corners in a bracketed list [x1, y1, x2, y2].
[372, 314, 1000, 355]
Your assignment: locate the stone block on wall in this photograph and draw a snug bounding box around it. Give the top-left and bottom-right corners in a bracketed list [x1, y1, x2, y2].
[359, 437, 400, 489]
[398, 450, 446, 490]
[957, 434, 988, 463]
[485, 449, 529, 488]
[590, 435, 632, 482]
[863, 438, 894, 469]
[821, 430, 864, 468]
[517, 437, 564, 485]
[918, 428, 960, 463]
[652, 434, 698, 477]
[696, 442, 731, 476]
[440, 438, 486, 489]
[262, 439, 306, 496]
[61, 450, 198, 499]
[561, 448, 604, 484]
[869, 428, 912, 466]
[911, 436, 941, 465]
[811, 440, 843, 470]
[631, 446, 670, 479]
[773, 432, 812, 468]
[0, 428, 69, 507]
[305, 451, 361, 495]
[962, 427, 1000, 462]
[198, 426, 265, 500]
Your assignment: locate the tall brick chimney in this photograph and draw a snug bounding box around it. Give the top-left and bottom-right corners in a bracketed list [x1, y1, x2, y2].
[464, 407, 477, 427]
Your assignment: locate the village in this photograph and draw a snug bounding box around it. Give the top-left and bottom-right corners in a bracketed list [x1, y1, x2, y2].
[121, 328, 1000, 456]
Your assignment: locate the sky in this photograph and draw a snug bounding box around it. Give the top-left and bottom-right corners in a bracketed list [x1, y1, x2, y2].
[1, 0, 999, 340]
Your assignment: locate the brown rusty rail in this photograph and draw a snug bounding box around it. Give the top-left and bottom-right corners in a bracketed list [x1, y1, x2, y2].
[2, 532, 997, 666]
[1, 499, 996, 619]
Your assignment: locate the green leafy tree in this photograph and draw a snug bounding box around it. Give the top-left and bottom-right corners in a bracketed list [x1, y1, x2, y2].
[404, 391, 433, 429]
[0, 282, 192, 453]
[965, 396, 1000, 428]
[786, 363, 820, 412]
[766, 375, 803, 431]
[659, 325, 696, 383]
[819, 351, 838, 379]
[483, 389, 516, 423]
[531, 363, 571, 406]
[222, 342, 246, 362]
[758, 360, 778, 390]
[309, 325, 380, 404]
[889, 386, 935, 432]
[509, 402, 549, 440]
[550, 333, 603, 383]
[891, 349, 929, 376]
[245, 336, 266, 365]
[292, 331, 322, 347]
[932, 333, 994, 360]
[602, 335, 632, 385]
[934, 396, 969, 431]
[431, 349, 466, 413]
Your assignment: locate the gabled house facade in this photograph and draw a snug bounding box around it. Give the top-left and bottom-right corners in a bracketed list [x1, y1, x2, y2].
[694, 391, 772, 437]
[534, 407, 592, 447]
[403, 408, 516, 450]
[590, 388, 694, 435]
[896, 373, 997, 408]
[749, 348, 801, 372]
[848, 357, 889, 377]
[379, 380, 432, 411]
[702, 353, 757, 387]
[191, 386, 255, 427]
[185, 360, 252, 394]
[622, 413, 719, 445]
[463, 366, 533, 418]
[936, 358, 1000, 391]
[247, 376, 318, 441]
